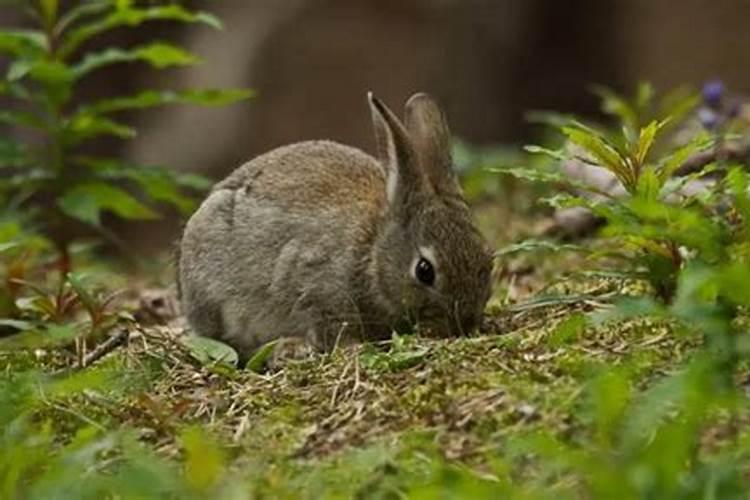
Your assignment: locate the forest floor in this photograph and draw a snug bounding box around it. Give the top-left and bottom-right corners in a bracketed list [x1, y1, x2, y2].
[2, 198, 743, 498]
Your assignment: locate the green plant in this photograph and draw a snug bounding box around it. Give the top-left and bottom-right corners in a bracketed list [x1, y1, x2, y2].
[494, 83, 749, 302]
[0, 366, 244, 500]
[0, 0, 252, 272]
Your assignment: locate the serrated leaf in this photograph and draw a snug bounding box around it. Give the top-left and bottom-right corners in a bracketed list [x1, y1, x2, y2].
[182, 335, 238, 367]
[490, 164, 566, 184]
[71, 43, 199, 79]
[84, 88, 254, 114]
[539, 193, 596, 210]
[60, 5, 222, 58]
[58, 182, 158, 225]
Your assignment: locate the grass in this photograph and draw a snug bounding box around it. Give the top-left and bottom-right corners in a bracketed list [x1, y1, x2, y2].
[2, 272, 720, 497]
[3, 199, 749, 498]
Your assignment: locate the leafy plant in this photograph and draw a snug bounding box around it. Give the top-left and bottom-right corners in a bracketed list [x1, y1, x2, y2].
[493, 83, 748, 302]
[0, 0, 252, 271]
[485, 82, 750, 498]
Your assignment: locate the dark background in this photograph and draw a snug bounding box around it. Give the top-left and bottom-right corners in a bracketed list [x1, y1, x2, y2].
[2, 0, 749, 248]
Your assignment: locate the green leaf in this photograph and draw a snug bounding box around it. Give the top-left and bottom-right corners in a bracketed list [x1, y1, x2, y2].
[495, 239, 586, 257]
[64, 113, 136, 144]
[25, 60, 74, 104]
[591, 85, 638, 133]
[726, 167, 750, 238]
[181, 335, 239, 367]
[634, 120, 663, 166]
[588, 368, 631, 446]
[491, 164, 616, 200]
[181, 427, 225, 493]
[71, 43, 199, 79]
[522, 145, 567, 162]
[657, 132, 714, 182]
[635, 167, 661, 201]
[66, 272, 98, 317]
[84, 88, 254, 113]
[245, 339, 279, 373]
[30, 60, 70, 81]
[174, 172, 213, 191]
[6, 59, 33, 81]
[0, 109, 47, 130]
[60, 5, 222, 58]
[58, 182, 158, 225]
[539, 193, 597, 211]
[38, 0, 60, 29]
[634, 81, 655, 112]
[548, 313, 586, 347]
[74, 156, 198, 213]
[0, 30, 47, 57]
[562, 126, 629, 183]
[657, 86, 700, 130]
[0, 324, 79, 349]
[54, 1, 112, 37]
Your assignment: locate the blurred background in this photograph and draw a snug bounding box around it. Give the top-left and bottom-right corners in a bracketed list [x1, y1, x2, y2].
[2, 0, 748, 251]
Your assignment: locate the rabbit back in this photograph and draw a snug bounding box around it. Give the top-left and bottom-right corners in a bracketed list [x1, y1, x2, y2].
[179, 140, 391, 357]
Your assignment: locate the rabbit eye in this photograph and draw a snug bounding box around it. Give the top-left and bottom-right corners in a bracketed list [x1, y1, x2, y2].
[415, 258, 435, 286]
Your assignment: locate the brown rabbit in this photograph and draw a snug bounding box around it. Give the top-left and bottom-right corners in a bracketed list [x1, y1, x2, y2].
[178, 93, 493, 359]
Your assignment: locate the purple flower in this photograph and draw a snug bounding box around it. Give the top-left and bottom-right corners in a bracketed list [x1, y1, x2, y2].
[702, 79, 724, 108]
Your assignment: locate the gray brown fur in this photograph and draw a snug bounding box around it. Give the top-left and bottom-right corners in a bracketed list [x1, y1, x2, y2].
[178, 93, 493, 359]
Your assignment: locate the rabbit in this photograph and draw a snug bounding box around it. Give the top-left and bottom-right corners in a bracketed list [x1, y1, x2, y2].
[177, 92, 494, 361]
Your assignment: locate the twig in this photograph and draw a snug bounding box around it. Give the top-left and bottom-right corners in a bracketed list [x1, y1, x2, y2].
[78, 328, 130, 369]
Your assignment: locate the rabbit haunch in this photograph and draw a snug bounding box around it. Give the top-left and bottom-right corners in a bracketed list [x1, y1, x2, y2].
[178, 93, 493, 359]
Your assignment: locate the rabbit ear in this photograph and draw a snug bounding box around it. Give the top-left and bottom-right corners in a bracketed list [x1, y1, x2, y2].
[404, 93, 461, 197]
[368, 92, 423, 207]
